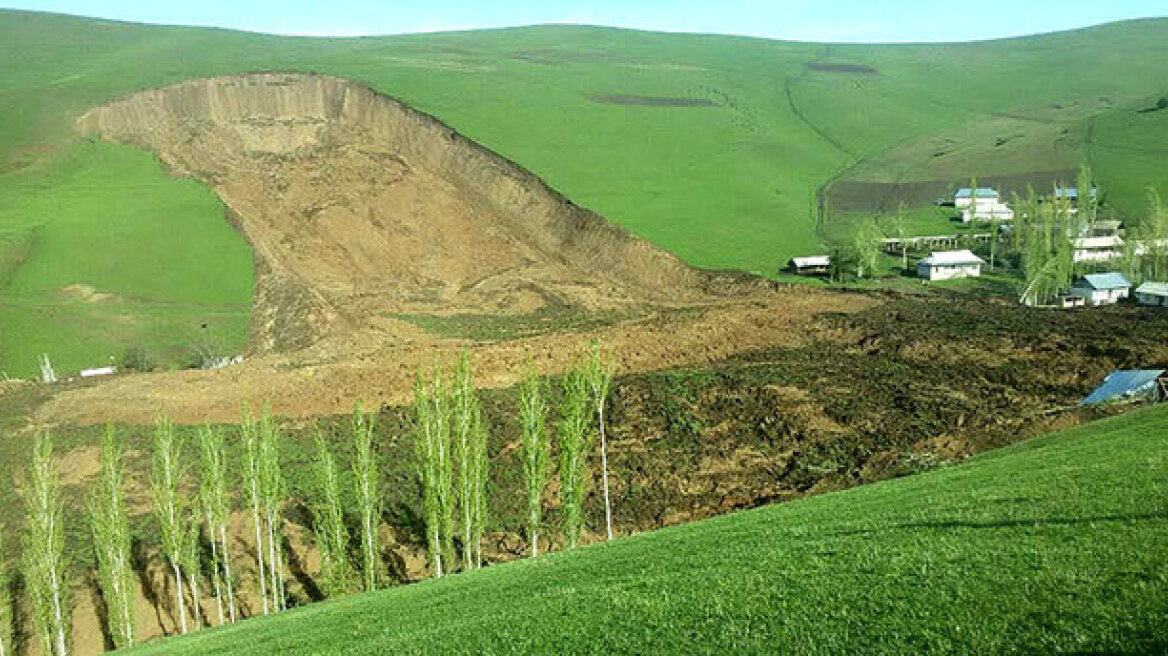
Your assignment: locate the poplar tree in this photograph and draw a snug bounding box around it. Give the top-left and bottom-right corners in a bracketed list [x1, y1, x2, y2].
[152, 416, 190, 634]
[314, 429, 354, 597]
[452, 353, 487, 571]
[351, 406, 380, 591]
[241, 411, 269, 616]
[180, 520, 202, 631]
[198, 426, 236, 624]
[415, 368, 454, 577]
[558, 369, 592, 549]
[584, 341, 616, 541]
[469, 409, 488, 568]
[258, 411, 287, 611]
[24, 432, 69, 656]
[518, 369, 551, 556]
[90, 426, 136, 648]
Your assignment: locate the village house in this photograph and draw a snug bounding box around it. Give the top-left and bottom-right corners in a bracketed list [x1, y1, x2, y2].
[954, 188, 1012, 223]
[954, 187, 999, 209]
[916, 249, 985, 281]
[787, 255, 831, 275]
[1069, 272, 1131, 306]
[1072, 236, 1124, 263]
[1134, 282, 1168, 307]
[1052, 186, 1098, 205]
[1082, 369, 1167, 406]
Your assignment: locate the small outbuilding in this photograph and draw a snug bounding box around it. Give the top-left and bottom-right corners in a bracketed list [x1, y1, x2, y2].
[916, 249, 986, 281]
[1135, 282, 1168, 307]
[787, 255, 831, 275]
[1082, 369, 1168, 406]
[1069, 272, 1131, 306]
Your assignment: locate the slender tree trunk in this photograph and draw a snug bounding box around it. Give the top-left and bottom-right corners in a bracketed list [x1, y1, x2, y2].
[266, 515, 279, 611]
[531, 531, 539, 558]
[220, 526, 236, 622]
[187, 571, 201, 630]
[251, 494, 268, 616]
[599, 404, 613, 541]
[50, 567, 66, 656]
[172, 562, 187, 634]
[208, 520, 224, 625]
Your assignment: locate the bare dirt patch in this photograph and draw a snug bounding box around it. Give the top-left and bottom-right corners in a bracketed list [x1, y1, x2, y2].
[827, 169, 1079, 213]
[62, 283, 117, 304]
[807, 62, 877, 74]
[588, 94, 718, 107]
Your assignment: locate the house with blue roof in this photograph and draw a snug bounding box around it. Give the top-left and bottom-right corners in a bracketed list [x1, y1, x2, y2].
[1069, 272, 1131, 306]
[1082, 369, 1167, 406]
[954, 188, 1000, 209]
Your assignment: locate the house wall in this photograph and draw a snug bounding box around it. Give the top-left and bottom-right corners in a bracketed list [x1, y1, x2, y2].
[1136, 292, 1168, 307]
[1072, 287, 1129, 305]
[918, 263, 982, 281]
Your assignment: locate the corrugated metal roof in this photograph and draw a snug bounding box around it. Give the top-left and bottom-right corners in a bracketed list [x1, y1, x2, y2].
[1136, 282, 1168, 297]
[955, 188, 999, 199]
[1054, 187, 1098, 199]
[1082, 369, 1166, 406]
[1075, 272, 1131, 290]
[918, 249, 986, 266]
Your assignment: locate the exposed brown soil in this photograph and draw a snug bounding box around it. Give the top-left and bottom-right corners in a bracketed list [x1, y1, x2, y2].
[77, 74, 750, 355]
[587, 94, 718, 107]
[34, 290, 871, 426]
[807, 62, 878, 74]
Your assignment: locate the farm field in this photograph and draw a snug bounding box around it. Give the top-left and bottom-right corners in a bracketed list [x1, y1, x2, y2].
[3, 12, 1168, 373]
[126, 402, 1168, 654]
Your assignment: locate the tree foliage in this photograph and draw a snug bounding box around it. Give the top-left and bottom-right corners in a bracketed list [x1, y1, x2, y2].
[518, 368, 551, 557]
[351, 405, 381, 591]
[25, 432, 69, 656]
[558, 368, 593, 549]
[90, 426, 136, 648]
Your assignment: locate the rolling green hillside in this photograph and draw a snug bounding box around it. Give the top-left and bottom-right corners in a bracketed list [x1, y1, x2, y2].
[2, 11, 1168, 376]
[129, 403, 1168, 654]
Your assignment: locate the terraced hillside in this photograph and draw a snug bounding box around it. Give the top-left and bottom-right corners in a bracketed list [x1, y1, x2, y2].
[2, 11, 1168, 375]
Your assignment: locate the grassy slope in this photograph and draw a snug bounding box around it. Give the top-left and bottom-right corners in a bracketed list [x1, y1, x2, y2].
[3, 12, 1168, 375]
[130, 404, 1168, 655]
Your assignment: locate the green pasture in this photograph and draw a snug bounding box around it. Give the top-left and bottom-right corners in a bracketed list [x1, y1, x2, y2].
[3, 11, 1168, 373]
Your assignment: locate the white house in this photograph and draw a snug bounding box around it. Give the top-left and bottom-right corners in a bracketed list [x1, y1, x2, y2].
[1072, 236, 1124, 263]
[954, 188, 1000, 209]
[961, 201, 1014, 223]
[916, 249, 986, 281]
[1069, 272, 1131, 306]
[1135, 282, 1168, 307]
[787, 255, 831, 275]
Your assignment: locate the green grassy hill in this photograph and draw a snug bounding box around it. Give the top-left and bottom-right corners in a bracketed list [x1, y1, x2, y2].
[128, 403, 1168, 654]
[2, 11, 1168, 377]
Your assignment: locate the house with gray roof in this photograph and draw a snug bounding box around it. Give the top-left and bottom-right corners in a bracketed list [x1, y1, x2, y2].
[1069, 272, 1131, 306]
[1135, 282, 1168, 307]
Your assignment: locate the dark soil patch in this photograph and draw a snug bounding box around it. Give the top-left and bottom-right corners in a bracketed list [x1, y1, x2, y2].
[808, 62, 878, 74]
[827, 169, 1079, 214]
[588, 94, 718, 108]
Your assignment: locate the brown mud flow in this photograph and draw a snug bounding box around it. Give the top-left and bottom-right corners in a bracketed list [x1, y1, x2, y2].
[76, 73, 751, 355]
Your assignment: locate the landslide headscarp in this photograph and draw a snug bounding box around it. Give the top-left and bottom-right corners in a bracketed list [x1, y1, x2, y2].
[76, 73, 726, 354]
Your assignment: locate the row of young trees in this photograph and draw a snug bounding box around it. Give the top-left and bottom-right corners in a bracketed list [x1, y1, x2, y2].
[3, 342, 616, 654]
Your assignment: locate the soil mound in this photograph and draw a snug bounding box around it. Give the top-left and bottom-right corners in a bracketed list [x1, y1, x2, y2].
[77, 74, 734, 354]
